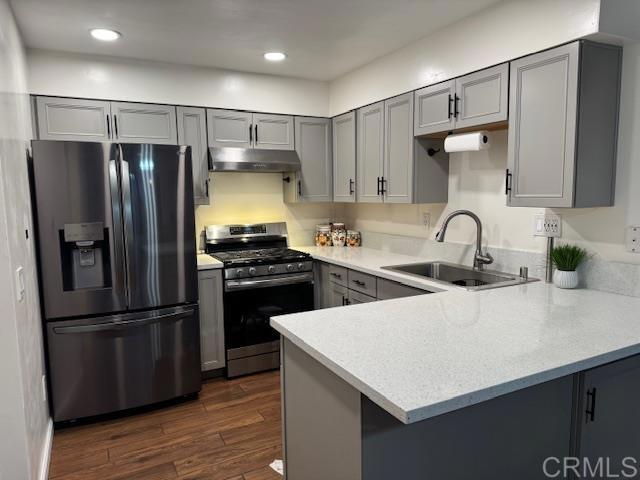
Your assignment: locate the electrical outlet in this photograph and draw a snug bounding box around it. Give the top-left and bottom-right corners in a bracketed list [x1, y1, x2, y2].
[626, 226, 640, 253]
[14, 266, 25, 302]
[422, 212, 431, 228]
[533, 214, 561, 237]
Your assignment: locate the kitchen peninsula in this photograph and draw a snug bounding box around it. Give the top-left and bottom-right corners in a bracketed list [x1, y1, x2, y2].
[272, 279, 640, 479]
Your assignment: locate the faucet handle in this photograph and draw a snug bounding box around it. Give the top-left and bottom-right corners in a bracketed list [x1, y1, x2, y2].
[476, 251, 493, 265]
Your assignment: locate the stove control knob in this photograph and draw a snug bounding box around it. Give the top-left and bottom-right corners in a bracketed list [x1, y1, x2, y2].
[286, 264, 294, 272]
[268, 265, 276, 273]
[297, 263, 304, 270]
[248, 267, 257, 276]
[236, 268, 245, 276]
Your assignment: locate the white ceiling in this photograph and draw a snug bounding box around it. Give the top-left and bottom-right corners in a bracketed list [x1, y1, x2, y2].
[11, 0, 501, 81]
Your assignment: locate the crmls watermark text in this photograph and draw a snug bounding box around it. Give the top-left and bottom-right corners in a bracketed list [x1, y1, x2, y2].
[543, 457, 640, 478]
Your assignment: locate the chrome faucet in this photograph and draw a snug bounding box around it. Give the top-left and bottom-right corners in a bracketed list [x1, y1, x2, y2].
[435, 210, 494, 270]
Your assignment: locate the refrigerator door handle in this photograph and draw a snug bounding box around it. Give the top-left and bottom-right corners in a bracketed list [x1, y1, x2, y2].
[53, 310, 192, 334]
[118, 144, 134, 308]
[109, 156, 128, 305]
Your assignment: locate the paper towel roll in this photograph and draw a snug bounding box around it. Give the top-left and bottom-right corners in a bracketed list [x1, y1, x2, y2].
[444, 131, 490, 153]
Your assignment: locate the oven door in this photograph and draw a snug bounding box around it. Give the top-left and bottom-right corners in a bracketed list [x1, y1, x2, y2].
[224, 273, 314, 377]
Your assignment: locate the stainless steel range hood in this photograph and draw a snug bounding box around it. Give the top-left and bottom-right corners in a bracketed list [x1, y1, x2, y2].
[208, 147, 301, 173]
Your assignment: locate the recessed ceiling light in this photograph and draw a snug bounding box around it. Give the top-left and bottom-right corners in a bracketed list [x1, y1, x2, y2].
[90, 28, 121, 42]
[264, 52, 286, 62]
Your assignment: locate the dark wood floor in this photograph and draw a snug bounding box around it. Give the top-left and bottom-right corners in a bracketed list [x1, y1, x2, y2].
[48, 371, 282, 480]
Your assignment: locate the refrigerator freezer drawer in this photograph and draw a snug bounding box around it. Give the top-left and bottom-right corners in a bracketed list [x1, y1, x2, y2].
[47, 305, 201, 422]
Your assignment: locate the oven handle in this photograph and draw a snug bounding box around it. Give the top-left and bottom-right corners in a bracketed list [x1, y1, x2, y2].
[225, 273, 313, 291]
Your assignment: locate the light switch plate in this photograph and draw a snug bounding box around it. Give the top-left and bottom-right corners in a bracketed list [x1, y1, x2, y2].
[14, 266, 25, 302]
[533, 214, 561, 237]
[626, 226, 640, 253]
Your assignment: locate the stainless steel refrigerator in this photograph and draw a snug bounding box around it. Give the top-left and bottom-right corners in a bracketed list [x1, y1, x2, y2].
[30, 140, 200, 422]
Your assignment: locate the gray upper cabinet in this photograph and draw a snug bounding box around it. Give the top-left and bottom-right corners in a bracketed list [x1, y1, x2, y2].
[333, 111, 357, 203]
[207, 109, 253, 148]
[357, 102, 385, 203]
[507, 41, 621, 208]
[197, 269, 225, 372]
[287, 117, 332, 203]
[454, 63, 508, 130]
[414, 80, 455, 136]
[35, 96, 112, 142]
[111, 102, 177, 144]
[383, 93, 414, 204]
[253, 113, 295, 150]
[177, 106, 209, 205]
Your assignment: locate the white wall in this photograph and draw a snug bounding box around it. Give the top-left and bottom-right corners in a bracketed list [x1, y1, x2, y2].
[329, 0, 600, 115]
[27, 49, 330, 117]
[0, 1, 51, 479]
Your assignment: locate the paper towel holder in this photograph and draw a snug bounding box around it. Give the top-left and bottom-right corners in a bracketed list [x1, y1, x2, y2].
[427, 148, 441, 157]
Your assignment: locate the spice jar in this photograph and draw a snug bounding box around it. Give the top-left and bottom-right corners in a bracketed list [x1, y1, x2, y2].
[315, 224, 332, 246]
[346, 230, 361, 247]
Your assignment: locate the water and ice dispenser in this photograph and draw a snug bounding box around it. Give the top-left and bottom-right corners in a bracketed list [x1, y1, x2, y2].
[60, 222, 111, 290]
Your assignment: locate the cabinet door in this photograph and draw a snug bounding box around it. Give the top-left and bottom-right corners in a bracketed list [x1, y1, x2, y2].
[35, 96, 112, 142]
[356, 102, 384, 203]
[578, 355, 640, 468]
[328, 283, 349, 308]
[294, 117, 333, 202]
[376, 278, 426, 300]
[177, 106, 209, 205]
[313, 262, 331, 309]
[383, 93, 414, 204]
[207, 109, 253, 148]
[414, 80, 455, 136]
[253, 113, 295, 150]
[347, 289, 376, 305]
[454, 63, 508, 130]
[507, 43, 579, 208]
[333, 111, 357, 203]
[111, 102, 177, 144]
[197, 269, 225, 371]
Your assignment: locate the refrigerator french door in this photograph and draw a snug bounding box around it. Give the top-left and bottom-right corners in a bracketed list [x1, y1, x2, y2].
[31, 140, 200, 422]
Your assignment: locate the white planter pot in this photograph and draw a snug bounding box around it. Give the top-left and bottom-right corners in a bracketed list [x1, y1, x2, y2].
[553, 270, 579, 289]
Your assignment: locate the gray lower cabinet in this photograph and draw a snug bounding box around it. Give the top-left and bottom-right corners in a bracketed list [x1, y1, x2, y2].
[576, 355, 640, 469]
[177, 106, 209, 205]
[413, 64, 508, 136]
[333, 111, 357, 203]
[507, 41, 622, 208]
[197, 269, 225, 372]
[383, 93, 414, 204]
[357, 102, 385, 203]
[314, 261, 430, 309]
[34, 96, 113, 142]
[207, 109, 253, 148]
[253, 113, 295, 151]
[285, 117, 332, 203]
[376, 278, 425, 300]
[110, 102, 178, 144]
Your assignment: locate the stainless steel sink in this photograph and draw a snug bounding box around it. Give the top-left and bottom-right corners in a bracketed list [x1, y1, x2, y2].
[381, 261, 537, 291]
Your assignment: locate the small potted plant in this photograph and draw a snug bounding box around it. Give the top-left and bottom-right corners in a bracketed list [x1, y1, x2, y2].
[550, 244, 588, 289]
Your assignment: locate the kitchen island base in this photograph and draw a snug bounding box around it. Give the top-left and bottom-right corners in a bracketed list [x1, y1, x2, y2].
[281, 338, 575, 480]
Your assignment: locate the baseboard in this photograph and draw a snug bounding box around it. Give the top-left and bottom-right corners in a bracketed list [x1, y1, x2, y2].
[38, 419, 53, 480]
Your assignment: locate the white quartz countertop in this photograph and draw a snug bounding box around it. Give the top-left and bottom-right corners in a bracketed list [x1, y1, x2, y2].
[197, 254, 224, 270]
[271, 281, 640, 424]
[295, 246, 464, 292]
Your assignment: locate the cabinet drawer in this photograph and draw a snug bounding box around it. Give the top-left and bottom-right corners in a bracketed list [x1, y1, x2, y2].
[348, 289, 376, 305]
[328, 265, 348, 286]
[377, 278, 427, 300]
[347, 270, 377, 297]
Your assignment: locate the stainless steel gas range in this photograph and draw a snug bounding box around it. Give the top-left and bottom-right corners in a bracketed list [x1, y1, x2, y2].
[205, 222, 314, 377]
